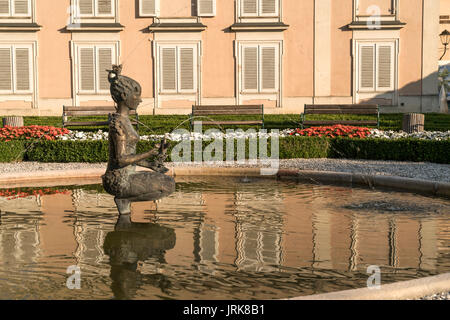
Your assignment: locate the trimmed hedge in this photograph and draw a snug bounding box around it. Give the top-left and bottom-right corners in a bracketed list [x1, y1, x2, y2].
[0, 140, 26, 162]
[1, 136, 449, 164]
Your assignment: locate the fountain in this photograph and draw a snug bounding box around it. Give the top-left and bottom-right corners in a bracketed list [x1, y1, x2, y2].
[102, 65, 175, 215]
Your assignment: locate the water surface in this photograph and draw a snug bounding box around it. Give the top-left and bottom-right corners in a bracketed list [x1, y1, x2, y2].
[0, 177, 449, 300]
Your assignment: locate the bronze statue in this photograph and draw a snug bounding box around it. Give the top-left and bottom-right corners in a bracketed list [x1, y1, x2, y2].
[103, 214, 176, 299]
[102, 65, 175, 214]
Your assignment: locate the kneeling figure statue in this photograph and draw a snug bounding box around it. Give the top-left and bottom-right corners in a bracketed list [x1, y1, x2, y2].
[102, 65, 175, 214]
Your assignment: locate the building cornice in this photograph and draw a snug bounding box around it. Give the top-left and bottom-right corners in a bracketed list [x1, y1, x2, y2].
[148, 22, 207, 32]
[230, 22, 289, 32]
[0, 23, 42, 32]
[347, 21, 406, 30]
[66, 23, 124, 32]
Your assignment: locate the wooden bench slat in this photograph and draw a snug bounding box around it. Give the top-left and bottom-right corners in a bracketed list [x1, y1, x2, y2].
[193, 105, 262, 110]
[64, 121, 110, 126]
[303, 110, 379, 115]
[303, 120, 378, 125]
[193, 110, 263, 116]
[193, 121, 263, 125]
[65, 111, 116, 116]
[304, 104, 378, 108]
[190, 104, 264, 130]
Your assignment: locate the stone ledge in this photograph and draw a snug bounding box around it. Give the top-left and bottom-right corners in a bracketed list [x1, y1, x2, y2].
[289, 272, 450, 300]
[0, 167, 448, 198]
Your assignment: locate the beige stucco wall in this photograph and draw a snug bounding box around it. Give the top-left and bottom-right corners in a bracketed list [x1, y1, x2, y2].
[398, 0, 423, 96]
[440, 0, 450, 61]
[0, 0, 443, 116]
[283, 0, 314, 98]
[201, 0, 235, 98]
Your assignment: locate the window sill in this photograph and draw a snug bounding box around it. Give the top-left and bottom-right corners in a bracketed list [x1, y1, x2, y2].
[148, 22, 206, 32]
[230, 22, 289, 32]
[66, 23, 124, 32]
[348, 20, 405, 30]
[0, 23, 41, 32]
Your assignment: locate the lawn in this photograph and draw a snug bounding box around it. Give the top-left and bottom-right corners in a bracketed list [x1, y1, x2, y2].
[22, 113, 450, 135]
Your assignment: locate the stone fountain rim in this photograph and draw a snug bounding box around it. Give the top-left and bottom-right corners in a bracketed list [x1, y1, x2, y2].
[0, 166, 448, 300]
[0, 167, 448, 198]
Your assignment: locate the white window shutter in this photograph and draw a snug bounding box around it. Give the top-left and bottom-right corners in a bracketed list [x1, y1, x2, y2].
[242, 0, 257, 15]
[243, 46, 258, 91]
[359, 45, 375, 91]
[15, 47, 30, 91]
[179, 48, 194, 91]
[198, 0, 215, 16]
[79, 0, 93, 15]
[140, 0, 156, 16]
[261, 46, 276, 90]
[98, 48, 112, 91]
[13, 0, 29, 15]
[80, 48, 95, 91]
[97, 0, 112, 15]
[261, 0, 276, 15]
[377, 45, 393, 90]
[0, 48, 12, 91]
[161, 48, 176, 91]
[0, 0, 10, 14]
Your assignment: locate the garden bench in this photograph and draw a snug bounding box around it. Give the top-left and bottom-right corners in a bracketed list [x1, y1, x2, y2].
[300, 104, 380, 129]
[190, 105, 264, 130]
[62, 106, 139, 130]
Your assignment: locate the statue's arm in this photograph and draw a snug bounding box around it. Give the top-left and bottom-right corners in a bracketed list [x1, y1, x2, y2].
[114, 135, 161, 168]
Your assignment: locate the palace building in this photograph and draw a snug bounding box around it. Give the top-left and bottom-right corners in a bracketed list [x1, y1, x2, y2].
[0, 0, 446, 116]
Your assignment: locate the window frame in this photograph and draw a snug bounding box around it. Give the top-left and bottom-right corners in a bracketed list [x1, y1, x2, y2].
[240, 42, 280, 94]
[0, 43, 33, 95]
[239, 0, 280, 18]
[158, 43, 198, 95]
[139, 0, 159, 18]
[77, 0, 115, 18]
[197, 0, 216, 17]
[76, 43, 117, 95]
[357, 41, 396, 93]
[0, 0, 32, 18]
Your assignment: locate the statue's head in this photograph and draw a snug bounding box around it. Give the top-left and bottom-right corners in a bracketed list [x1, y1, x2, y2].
[107, 64, 142, 111]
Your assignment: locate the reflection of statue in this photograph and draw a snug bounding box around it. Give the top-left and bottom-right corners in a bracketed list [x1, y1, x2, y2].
[103, 214, 176, 300]
[102, 65, 175, 214]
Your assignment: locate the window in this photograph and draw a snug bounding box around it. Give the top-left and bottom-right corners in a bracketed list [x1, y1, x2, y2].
[241, 44, 279, 93]
[240, 0, 279, 17]
[139, 0, 159, 17]
[78, 0, 114, 17]
[197, 0, 216, 17]
[0, 0, 30, 17]
[0, 44, 33, 94]
[358, 42, 395, 92]
[159, 44, 197, 94]
[76, 45, 116, 94]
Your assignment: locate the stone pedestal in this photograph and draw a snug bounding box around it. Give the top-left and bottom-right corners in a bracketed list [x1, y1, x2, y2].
[402, 113, 425, 133]
[2, 116, 24, 127]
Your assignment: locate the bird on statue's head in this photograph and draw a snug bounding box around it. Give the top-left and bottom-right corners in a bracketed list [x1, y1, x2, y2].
[107, 64, 142, 110]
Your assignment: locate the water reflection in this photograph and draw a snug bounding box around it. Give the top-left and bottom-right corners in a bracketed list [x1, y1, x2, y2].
[0, 178, 448, 299]
[104, 214, 176, 300]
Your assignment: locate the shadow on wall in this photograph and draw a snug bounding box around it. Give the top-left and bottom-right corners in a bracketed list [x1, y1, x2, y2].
[357, 71, 443, 114]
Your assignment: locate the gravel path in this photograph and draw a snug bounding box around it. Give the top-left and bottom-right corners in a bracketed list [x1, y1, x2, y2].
[419, 291, 450, 300]
[0, 159, 448, 183]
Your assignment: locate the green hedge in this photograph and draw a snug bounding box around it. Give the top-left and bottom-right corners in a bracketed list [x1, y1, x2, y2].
[1, 137, 449, 164]
[0, 140, 26, 162]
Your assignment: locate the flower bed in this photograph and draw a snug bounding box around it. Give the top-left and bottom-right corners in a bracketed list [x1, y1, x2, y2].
[288, 125, 371, 139]
[57, 126, 450, 142]
[0, 187, 69, 200]
[0, 125, 69, 142]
